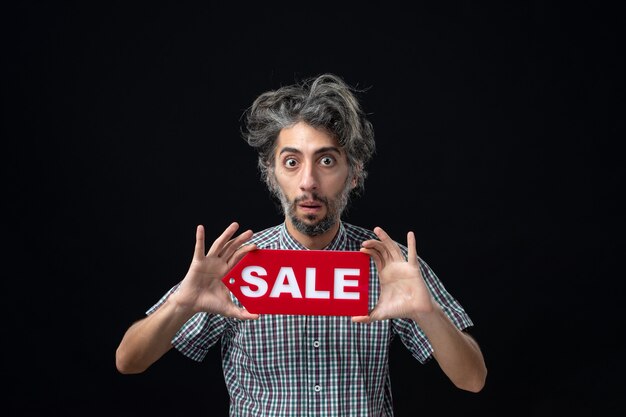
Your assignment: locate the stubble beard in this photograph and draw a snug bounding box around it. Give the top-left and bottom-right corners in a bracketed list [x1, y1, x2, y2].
[272, 179, 352, 237]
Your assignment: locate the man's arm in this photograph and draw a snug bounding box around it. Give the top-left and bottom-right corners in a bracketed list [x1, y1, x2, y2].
[354, 226, 487, 392]
[410, 303, 487, 392]
[115, 223, 259, 374]
[115, 297, 193, 374]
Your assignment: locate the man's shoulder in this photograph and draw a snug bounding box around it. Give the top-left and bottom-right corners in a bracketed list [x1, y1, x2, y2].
[343, 222, 409, 254]
[248, 224, 282, 248]
[342, 222, 377, 241]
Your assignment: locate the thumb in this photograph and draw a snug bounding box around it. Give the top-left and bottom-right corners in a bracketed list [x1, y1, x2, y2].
[228, 305, 260, 321]
[351, 315, 372, 324]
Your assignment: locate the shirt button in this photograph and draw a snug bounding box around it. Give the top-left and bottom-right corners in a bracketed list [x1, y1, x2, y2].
[314, 385, 322, 392]
[313, 340, 321, 348]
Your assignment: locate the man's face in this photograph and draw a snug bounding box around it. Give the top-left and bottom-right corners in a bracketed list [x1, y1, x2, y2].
[270, 122, 353, 237]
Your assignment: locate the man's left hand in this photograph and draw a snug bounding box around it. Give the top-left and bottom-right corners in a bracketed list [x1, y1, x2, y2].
[352, 227, 435, 323]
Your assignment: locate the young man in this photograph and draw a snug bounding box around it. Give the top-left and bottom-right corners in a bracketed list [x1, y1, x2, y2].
[115, 74, 487, 416]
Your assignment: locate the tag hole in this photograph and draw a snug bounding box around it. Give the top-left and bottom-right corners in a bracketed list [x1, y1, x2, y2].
[229, 278, 235, 284]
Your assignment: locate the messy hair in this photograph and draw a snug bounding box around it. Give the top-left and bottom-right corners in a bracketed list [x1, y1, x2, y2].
[241, 73, 375, 194]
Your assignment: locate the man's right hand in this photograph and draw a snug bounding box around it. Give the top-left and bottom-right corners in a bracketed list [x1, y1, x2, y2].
[116, 222, 258, 374]
[169, 222, 259, 320]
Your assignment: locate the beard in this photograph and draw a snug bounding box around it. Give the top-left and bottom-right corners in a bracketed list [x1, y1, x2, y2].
[273, 180, 352, 237]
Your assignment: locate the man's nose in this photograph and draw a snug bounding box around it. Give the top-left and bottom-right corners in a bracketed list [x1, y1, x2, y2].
[299, 163, 319, 192]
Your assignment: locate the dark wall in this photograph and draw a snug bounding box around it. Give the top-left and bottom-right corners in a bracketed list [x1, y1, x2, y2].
[4, 2, 623, 416]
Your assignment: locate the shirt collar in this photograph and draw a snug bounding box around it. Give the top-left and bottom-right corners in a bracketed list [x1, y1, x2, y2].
[279, 221, 347, 251]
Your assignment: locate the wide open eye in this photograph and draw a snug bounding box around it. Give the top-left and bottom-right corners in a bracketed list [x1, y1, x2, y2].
[285, 158, 298, 168]
[320, 156, 335, 166]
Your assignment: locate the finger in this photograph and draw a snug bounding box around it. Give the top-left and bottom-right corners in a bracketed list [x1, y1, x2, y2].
[219, 239, 235, 257]
[226, 305, 260, 321]
[207, 222, 240, 256]
[193, 225, 206, 260]
[407, 231, 419, 266]
[369, 230, 394, 261]
[219, 229, 254, 260]
[352, 305, 383, 323]
[227, 243, 257, 268]
[361, 239, 393, 265]
[374, 227, 404, 260]
[351, 315, 372, 324]
[361, 239, 391, 259]
[360, 238, 379, 248]
[360, 247, 383, 272]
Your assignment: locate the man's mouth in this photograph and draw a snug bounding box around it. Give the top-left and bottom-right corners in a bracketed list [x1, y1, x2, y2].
[296, 199, 325, 214]
[299, 200, 321, 207]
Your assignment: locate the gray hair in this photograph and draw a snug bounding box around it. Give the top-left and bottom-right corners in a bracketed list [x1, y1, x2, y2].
[241, 73, 375, 194]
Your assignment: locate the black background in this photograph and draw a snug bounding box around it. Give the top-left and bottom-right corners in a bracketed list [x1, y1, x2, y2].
[3, 2, 624, 416]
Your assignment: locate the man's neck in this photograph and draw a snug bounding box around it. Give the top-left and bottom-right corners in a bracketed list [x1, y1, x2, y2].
[285, 219, 340, 250]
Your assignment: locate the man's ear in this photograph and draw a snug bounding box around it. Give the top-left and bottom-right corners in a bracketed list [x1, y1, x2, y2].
[350, 164, 362, 189]
[266, 164, 278, 189]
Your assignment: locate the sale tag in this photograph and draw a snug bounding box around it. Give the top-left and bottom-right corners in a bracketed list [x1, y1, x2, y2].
[222, 249, 370, 316]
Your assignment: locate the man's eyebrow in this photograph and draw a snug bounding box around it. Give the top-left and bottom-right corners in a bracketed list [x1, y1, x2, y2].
[278, 146, 342, 155]
[279, 147, 302, 155]
[315, 146, 342, 155]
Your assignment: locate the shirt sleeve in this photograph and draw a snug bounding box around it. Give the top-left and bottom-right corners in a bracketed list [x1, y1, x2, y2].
[391, 256, 474, 364]
[146, 283, 231, 362]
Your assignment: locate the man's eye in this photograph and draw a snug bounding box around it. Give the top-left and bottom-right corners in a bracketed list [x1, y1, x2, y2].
[285, 158, 298, 168]
[320, 157, 334, 166]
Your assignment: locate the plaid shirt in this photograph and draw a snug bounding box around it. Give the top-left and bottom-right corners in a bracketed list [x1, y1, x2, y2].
[147, 222, 473, 416]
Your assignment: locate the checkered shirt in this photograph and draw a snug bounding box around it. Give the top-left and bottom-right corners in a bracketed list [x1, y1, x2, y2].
[147, 222, 473, 416]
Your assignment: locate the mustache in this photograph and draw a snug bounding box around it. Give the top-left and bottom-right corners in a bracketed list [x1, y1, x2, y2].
[293, 193, 329, 205]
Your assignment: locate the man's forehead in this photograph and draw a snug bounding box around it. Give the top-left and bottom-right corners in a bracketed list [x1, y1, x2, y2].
[275, 123, 343, 154]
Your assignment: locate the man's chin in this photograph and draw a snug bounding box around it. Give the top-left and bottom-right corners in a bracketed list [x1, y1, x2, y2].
[302, 214, 320, 222]
[294, 209, 323, 223]
[290, 212, 337, 237]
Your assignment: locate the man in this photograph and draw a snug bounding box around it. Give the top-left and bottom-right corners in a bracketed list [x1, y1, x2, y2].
[116, 73, 487, 416]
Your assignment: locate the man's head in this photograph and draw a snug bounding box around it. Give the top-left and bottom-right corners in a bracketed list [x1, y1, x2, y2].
[242, 74, 375, 236]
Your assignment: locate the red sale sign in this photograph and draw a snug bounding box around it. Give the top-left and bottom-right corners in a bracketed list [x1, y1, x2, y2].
[222, 249, 370, 316]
